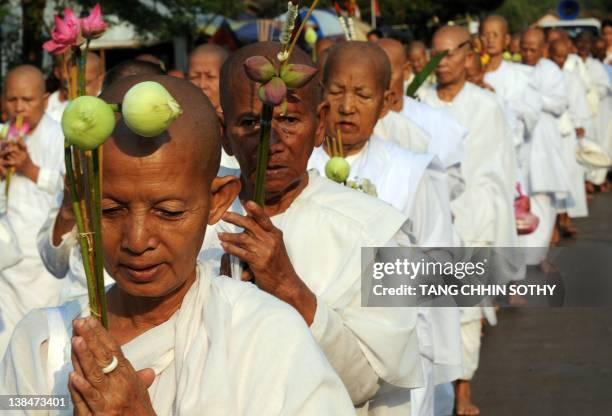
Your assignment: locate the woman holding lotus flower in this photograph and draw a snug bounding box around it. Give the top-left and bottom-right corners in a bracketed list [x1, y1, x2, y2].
[0, 75, 354, 415]
[0, 65, 65, 357]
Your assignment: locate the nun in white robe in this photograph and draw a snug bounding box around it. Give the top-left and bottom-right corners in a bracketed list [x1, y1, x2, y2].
[582, 56, 612, 185]
[518, 59, 571, 262]
[0, 260, 356, 415]
[308, 137, 462, 416]
[0, 114, 65, 357]
[484, 60, 543, 190]
[200, 171, 424, 415]
[421, 82, 518, 248]
[557, 68, 591, 218]
[422, 81, 519, 381]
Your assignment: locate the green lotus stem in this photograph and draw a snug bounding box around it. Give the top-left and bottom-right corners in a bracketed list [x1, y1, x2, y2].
[88, 148, 108, 328]
[406, 50, 448, 98]
[285, 0, 320, 64]
[4, 169, 13, 202]
[254, 104, 273, 205]
[65, 146, 100, 320]
[76, 40, 90, 97]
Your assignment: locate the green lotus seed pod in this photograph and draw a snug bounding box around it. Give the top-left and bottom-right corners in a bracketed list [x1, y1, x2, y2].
[61, 96, 115, 150]
[122, 81, 182, 137]
[325, 156, 350, 183]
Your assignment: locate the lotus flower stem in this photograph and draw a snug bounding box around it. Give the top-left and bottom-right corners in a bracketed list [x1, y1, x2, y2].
[88, 148, 108, 326]
[65, 146, 100, 319]
[285, 0, 320, 64]
[337, 129, 344, 157]
[254, 104, 273, 205]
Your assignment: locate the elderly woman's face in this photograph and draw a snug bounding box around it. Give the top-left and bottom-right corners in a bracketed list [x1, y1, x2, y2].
[101, 139, 210, 298]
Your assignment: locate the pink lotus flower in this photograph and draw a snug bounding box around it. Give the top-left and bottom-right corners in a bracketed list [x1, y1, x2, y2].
[43, 8, 82, 55]
[80, 4, 107, 40]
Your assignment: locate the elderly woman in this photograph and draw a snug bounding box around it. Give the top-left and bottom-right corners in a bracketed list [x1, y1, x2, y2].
[0, 75, 354, 415]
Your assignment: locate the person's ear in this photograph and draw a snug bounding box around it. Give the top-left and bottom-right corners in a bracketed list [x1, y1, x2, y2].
[217, 110, 234, 157]
[503, 34, 511, 50]
[208, 175, 241, 225]
[43, 92, 50, 108]
[314, 100, 329, 147]
[401, 61, 412, 82]
[379, 90, 393, 119]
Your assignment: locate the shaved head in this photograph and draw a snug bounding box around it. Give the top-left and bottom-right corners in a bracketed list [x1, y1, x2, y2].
[433, 25, 471, 49]
[482, 15, 509, 35]
[189, 43, 228, 63]
[549, 38, 569, 68]
[406, 41, 429, 74]
[220, 41, 320, 116]
[4, 65, 48, 129]
[188, 43, 229, 111]
[378, 38, 407, 65]
[432, 25, 472, 88]
[377, 38, 411, 111]
[324, 41, 391, 91]
[481, 15, 511, 59]
[5, 65, 45, 94]
[100, 75, 221, 181]
[219, 42, 323, 203]
[407, 40, 427, 55]
[523, 28, 546, 47]
[521, 28, 546, 66]
[98, 75, 238, 300]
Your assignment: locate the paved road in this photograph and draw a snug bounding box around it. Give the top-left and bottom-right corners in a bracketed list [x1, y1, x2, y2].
[472, 191, 612, 415]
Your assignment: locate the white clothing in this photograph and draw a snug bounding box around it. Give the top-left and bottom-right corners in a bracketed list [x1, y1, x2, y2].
[201, 172, 424, 412]
[0, 114, 65, 357]
[0, 261, 355, 415]
[422, 82, 518, 247]
[309, 139, 463, 415]
[557, 69, 590, 218]
[36, 202, 115, 304]
[45, 91, 68, 123]
[309, 137, 454, 247]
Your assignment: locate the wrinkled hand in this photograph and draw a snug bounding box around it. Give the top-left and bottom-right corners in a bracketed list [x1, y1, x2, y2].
[218, 201, 316, 324]
[4, 138, 33, 173]
[69, 317, 156, 416]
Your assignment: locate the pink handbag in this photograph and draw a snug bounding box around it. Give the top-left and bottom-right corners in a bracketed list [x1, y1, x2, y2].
[514, 184, 539, 235]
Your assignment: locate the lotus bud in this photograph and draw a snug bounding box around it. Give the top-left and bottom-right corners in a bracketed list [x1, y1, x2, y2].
[502, 51, 512, 61]
[258, 77, 287, 107]
[122, 81, 182, 137]
[61, 96, 115, 150]
[244, 56, 276, 84]
[280, 64, 318, 89]
[305, 27, 318, 46]
[512, 53, 522, 62]
[325, 156, 350, 183]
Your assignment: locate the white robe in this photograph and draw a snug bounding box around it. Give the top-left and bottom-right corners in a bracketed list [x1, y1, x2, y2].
[422, 82, 518, 248]
[308, 139, 462, 415]
[485, 60, 543, 190]
[44, 91, 68, 124]
[0, 114, 65, 357]
[36, 203, 116, 304]
[516, 59, 570, 260]
[374, 96, 466, 169]
[309, 137, 454, 247]
[200, 172, 424, 414]
[0, 261, 355, 415]
[557, 69, 591, 218]
[583, 56, 612, 185]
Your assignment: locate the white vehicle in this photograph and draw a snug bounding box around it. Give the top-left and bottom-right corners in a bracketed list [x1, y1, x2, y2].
[538, 18, 601, 37]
